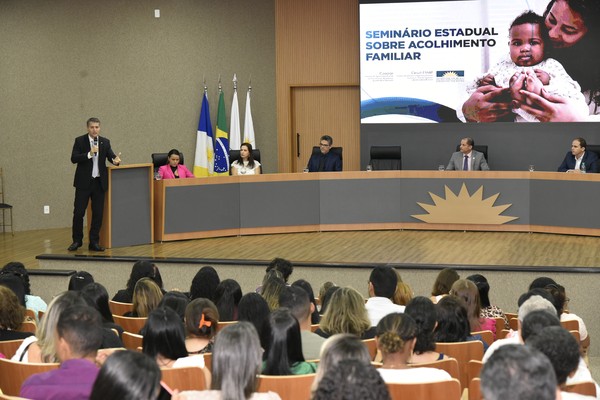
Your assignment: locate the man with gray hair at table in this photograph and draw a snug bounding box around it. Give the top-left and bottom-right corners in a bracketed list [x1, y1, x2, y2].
[446, 137, 490, 171]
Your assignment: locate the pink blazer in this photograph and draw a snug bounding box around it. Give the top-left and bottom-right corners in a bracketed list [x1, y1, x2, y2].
[158, 164, 195, 179]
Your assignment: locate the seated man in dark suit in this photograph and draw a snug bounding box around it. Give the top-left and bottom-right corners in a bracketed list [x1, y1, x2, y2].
[307, 135, 342, 172]
[558, 137, 599, 173]
[446, 137, 490, 171]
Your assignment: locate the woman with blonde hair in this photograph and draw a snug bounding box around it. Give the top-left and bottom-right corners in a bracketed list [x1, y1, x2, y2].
[260, 270, 286, 311]
[315, 287, 375, 339]
[392, 281, 413, 307]
[449, 279, 495, 336]
[376, 313, 451, 383]
[125, 278, 163, 318]
[430, 268, 459, 304]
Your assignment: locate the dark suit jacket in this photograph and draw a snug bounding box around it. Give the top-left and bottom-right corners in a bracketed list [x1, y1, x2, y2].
[307, 151, 342, 172]
[558, 150, 599, 173]
[71, 134, 117, 191]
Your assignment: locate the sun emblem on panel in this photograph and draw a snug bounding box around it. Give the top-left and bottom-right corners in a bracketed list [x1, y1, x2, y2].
[442, 71, 459, 78]
[412, 183, 518, 224]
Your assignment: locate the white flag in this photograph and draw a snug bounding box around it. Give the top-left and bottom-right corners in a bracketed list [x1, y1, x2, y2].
[230, 88, 241, 151]
[243, 89, 255, 147]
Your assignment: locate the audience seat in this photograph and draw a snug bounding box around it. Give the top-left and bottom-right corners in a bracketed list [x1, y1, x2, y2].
[497, 329, 510, 340]
[203, 352, 212, 372]
[151, 152, 185, 173]
[0, 339, 25, 359]
[160, 366, 207, 392]
[386, 378, 461, 400]
[215, 321, 238, 333]
[563, 381, 596, 397]
[435, 341, 484, 389]
[509, 318, 518, 331]
[310, 324, 319, 332]
[256, 373, 316, 400]
[108, 300, 133, 316]
[362, 338, 377, 361]
[24, 309, 36, 321]
[409, 358, 459, 383]
[504, 312, 517, 321]
[470, 330, 493, 346]
[18, 321, 36, 334]
[112, 315, 147, 334]
[369, 145, 402, 170]
[468, 377, 481, 400]
[0, 358, 59, 396]
[467, 360, 483, 384]
[122, 331, 143, 351]
[585, 145, 600, 160]
[494, 316, 506, 332]
[561, 319, 578, 331]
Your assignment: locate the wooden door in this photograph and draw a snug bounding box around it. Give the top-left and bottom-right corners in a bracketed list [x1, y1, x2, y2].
[291, 85, 360, 172]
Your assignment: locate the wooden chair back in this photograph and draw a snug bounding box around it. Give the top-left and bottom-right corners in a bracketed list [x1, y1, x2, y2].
[203, 352, 212, 372]
[386, 378, 461, 400]
[215, 320, 237, 333]
[563, 381, 596, 397]
[497, 329, 510, 340]
[38, 311, 44, 321]
[467, 360, 483, 383]
[509, 317, 518, 331]
[561, 319, 579, 331]
[570, 330, 580, 342]
[470, 330, 493, 347]
[494, 316, 507, 332]
[112, 315, 147, 334]
[435, 340, 484, 389]
[362, 338, 377, 361]
[256, 373, 316, 400]
[468, 377, 482, 400]
[310, 324, 319, 332]
[0, 339, 25, 359]
[160, 366, 207, 391]
[504, 312, 517, 321]
[108, 300, 134, 316]
[409, 358, 460, 383]
[24, 310, 36, 321]
[0, 357, 59, 396]
[122, 331, 143, 351]
[18, 321, 36, 334]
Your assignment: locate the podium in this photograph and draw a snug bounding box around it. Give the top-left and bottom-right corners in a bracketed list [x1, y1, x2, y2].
[89, 163, 154, 248]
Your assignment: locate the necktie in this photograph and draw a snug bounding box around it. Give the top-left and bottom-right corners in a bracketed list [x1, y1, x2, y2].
[91, 140, 99, 178]
[463, 155, 469, 171]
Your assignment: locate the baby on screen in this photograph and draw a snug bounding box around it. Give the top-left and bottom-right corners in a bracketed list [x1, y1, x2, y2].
[467, 11, 586, 122]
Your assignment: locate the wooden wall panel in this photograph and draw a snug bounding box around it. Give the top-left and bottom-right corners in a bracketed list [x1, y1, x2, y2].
[276, 0, 359, 172]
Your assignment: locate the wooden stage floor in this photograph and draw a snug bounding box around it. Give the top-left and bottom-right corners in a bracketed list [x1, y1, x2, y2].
[2, 227, 600, 271]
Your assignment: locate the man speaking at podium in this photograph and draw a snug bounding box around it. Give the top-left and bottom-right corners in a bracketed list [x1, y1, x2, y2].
[68, 118, 121, 252]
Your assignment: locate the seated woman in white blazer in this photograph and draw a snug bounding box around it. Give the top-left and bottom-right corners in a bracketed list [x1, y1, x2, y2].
[158, 149, 195, 179]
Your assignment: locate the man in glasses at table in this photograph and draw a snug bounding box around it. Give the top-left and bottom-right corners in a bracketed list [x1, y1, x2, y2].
[307, 135, 342, 172]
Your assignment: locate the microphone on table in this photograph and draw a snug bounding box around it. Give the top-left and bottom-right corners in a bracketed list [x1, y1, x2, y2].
[93, 137, 98, 156]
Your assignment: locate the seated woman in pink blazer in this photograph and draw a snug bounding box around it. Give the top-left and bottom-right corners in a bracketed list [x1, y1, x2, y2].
[158, 149, 195, 179]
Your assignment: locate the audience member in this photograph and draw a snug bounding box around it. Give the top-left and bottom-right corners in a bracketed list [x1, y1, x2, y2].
[312, 359, 390, 400]
[318, 285, 340, 316]
[520, 309, 561, 342]
[238, 293, 271, 341]
[529, 276, 557, 290]
[307, 135, 342, 172]
[179, 322, 281, 400]
[266, 258, 294, 284]
[279, 286, 325, 360]
[450, 279, 496, 335]
[430, 268, 459, 303]
[20, 305, 104, 400]
[124, 277, 163, 317]
[527, 326, 595, 400]
[214, 279, 242, 322]
[68, 271, 94, 291]
[189, 266, 220, 301]
[315, 287, 376, 339]
[481, 344, 558, 400]
[112, 260, 164, 303]
[0, 285, 34, 341]
[433, 296, 488, 350]
[466, 274, 509, 328]
[318, 281, 335, 310]
[392, 281, 413, 307]
[158, 291, 190, 321]
[142, 307, 211, 384]
[404, 296, 447, 363]
[376, 313, 451, 383]
[80, 282, 124, 337]
[543, 283, 589, 346]
[261, 308, 317, 375]
[185, 298, 219, 355]
[0, 273, 26, 306]
[90, 350, 161, 400]
[291, 279, 320, 324]
[311, 334, 372, 394]
[1, 261, 47, 317]
[261, 272, 286, 311]
[365, 266, 405, 326]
